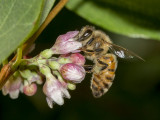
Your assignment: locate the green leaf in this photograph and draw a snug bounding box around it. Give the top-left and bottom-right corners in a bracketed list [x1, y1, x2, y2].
[66, 0, 160, 40]
[0, 0, 55, 64]
[40, 0, 56, 25]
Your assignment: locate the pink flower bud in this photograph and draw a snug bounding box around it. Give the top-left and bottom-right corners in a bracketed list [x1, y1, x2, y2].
[23, 83, 37, 96]
[60, 63, 85, 83]
[51, 31, 82, 54]
[70, 53, 85, 66]
[59, 53, 85, 66]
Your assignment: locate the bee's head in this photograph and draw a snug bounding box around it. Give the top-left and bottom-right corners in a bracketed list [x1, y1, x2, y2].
[75, 26, 94, 40]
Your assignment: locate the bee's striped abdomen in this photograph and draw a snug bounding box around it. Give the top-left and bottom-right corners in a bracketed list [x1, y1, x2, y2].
[91, 54, 117, 98]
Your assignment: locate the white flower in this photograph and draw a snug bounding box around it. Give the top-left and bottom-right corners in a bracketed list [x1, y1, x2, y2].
[43, 75, 70, 108]
[2, 75, 22, 99]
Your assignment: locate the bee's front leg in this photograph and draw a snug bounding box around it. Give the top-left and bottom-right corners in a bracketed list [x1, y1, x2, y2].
[83, 65, 93, 73]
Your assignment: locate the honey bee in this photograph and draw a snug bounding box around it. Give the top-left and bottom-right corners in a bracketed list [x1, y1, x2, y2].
[74, 26, 143, 98]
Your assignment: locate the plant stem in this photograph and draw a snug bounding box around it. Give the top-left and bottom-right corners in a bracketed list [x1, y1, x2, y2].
[11, 46, 22, 71]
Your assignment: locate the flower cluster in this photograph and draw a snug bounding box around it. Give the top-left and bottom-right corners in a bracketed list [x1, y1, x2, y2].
[2, 30, 86, 108]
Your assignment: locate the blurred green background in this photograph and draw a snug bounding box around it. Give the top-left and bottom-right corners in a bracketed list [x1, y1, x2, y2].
[1, 7, 160, 120]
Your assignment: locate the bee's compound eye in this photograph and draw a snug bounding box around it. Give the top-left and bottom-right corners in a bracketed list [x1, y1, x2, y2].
[78, 29, 93, 41]
[84, 29, 92, 37]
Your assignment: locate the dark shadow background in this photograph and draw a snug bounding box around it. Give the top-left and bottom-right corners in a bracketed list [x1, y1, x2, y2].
[0, 7, 160, 120]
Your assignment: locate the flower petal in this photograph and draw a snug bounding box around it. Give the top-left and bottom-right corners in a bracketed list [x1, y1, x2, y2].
[2, 80, 10, 95]
[9, 89, 19, 99]
[61, 88, 71, 99]
[46, 97, 53, 108]
[50, 89, 64, 105]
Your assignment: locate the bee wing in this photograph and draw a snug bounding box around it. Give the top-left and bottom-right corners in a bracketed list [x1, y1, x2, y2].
[105, 41, 144, 61]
